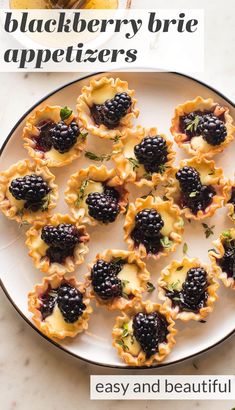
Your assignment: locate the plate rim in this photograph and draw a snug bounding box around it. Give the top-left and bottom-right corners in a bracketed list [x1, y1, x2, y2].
[1, 71, 234, 370]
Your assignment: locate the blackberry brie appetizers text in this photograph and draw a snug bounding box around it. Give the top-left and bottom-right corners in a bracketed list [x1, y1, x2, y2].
[112, 300, 176, 366]
[26, 214, 89, 275]
[28, 275, 92, 339]
[65, 165, 129, 225]
[209, 229, 235, 290]
[112, 126, 175, 187]
[171, 96, 234, 157]
[124, 196, 184, 259]
[86, 249, 150, 310]
[158, 258, 219, 321]
[23, 105, 86, 167]
[77, 77, 139, 139]
[0, 159, 58, 224]
[167, 157, 224, 220]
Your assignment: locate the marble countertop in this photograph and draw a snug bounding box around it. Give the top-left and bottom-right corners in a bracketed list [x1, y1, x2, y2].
[0, 0, 235, 409]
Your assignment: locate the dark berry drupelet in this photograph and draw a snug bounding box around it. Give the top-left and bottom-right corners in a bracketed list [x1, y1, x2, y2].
[9, 174, 50, 211]
[133, 312, 168, 358]
[86, 192, 120, 223]
[134, 136, 168, 174]
[41, 224, 80, 248]
[50, 120, 80, 153]
[40, 288, 57, 320]
[103, 185, 120, 201]
[57, 283, 86, 323]
[135, 209, 164, 237]
[176, 166, 202, 194]
[45, 246, 75, 264]
[91, 92, 132, 129]
[198, 114, 227, 146]
[35, 120, 55, 152]
[182, 267, 208, 309]
[91, 259, 122, 300]
[218, 240, 235, 279]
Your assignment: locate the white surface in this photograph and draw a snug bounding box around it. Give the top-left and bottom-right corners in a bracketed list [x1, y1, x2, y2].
[0, 0, 235, 409]
[1, 71, 235, 368]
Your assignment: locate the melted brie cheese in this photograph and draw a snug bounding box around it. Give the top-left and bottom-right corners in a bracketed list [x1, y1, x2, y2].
[122, 320, 141, 356]
[45, 148, 72, 162]
[160, 210, 175, 236]
[117, 263, 140, 295]
[191, 136, 211, 153]
[31, 235, 49, 256]
[91, 84, 116, 105]
[45, 304, 76, 332]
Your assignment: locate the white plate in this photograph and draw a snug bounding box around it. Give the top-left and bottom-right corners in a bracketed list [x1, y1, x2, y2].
[0, 72, 235, 368]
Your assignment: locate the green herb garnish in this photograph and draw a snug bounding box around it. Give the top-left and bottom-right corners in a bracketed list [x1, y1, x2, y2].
[208, 248, 219, 254]
[75, 179, 89, 207]
[147, 282, 155, 293]
[85, 151, 112, 162]
[166, 279, 180, 292]
[160, 236, 173, 248]
[183, 242, 188, 255]
[189, 191, 199, 198]
[60, 106, 73, 121]
[202, 223, 215, 238]
[128, 157, 140, 171]
[186, 115, 200, 133]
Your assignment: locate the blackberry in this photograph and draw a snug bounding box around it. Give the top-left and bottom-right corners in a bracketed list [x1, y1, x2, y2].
[57, 283, 86, 323]
[86, 192, 120, 223]
[51, 120, 80, 153]
[218, 240, 235, 278]
[91, 92, 132, 129]
[179, 111, 204, 138]
[9, 174, 50, 211]
[182, 267, 208, 308]
[134, 136, 168, 174]
[182, 185, 215, 215]
[91, 259, 122, 300]
[35, 120, 55, 152]
[133, 312, 168, 358]
[41, 224, 80, 248]
[198, 114, 227, 146]
[131, 227, 163, 255]
[229, 187, 235, 206]
[45, 246, 75, 264]
[40, 288, 57, 320]
[103, 185, 120, 201]
[176, 166, 202, 194]
[135, 209, 164, 237]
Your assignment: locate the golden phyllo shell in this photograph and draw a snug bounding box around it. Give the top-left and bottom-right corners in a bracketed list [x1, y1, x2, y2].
[222, 179, 235, 223]
[112, 126, 175, 187]
[23, 105, 86, 167]
[0, 159, 58, 224]
[209, 229, 235, 290]
[124, 196, 184, 259]
[26, 213, 89, 275]
[158, 257, 219, 321]
[28, 275, 92, 339]
[112, 300, 177, 367]
[171, 96, 234, 157]
[77, 76, 139, 139]
[86, 249, 150, 311]
[166, 156, 224, 220]
[65, 165, 129, 225]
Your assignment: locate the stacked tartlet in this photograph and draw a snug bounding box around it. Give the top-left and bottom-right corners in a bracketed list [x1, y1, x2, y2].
[1, 76, 234, 367]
